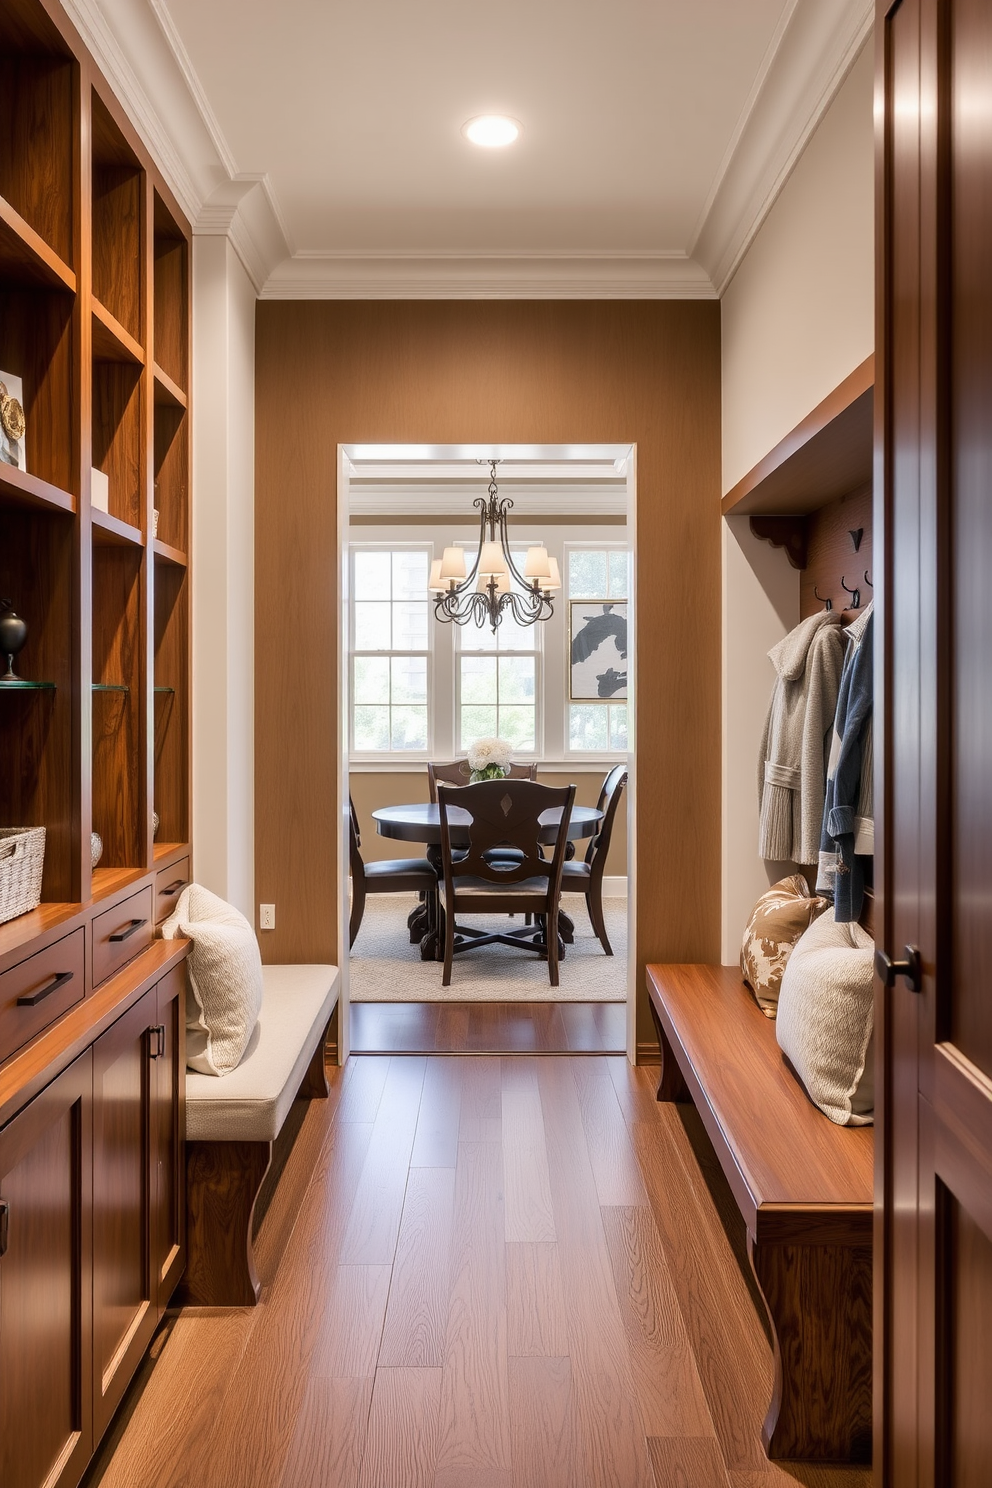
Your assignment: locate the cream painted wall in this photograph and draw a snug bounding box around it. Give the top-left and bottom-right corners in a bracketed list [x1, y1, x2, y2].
[721, 42, 874, 493]
[719, 40, 873, 960]
[191, 235, 256, 917]
[721, 519, 798, 961]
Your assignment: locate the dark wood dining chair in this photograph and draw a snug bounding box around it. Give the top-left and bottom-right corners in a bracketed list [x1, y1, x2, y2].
[559, 764, 627, 954]
[436, 779, 575, 987]
[349, 797, 437, 949]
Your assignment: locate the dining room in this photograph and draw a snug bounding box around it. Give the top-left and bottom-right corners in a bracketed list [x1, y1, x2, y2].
[340, 446, 634, 1056]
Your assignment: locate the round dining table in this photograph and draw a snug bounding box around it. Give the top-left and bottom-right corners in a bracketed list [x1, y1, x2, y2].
[372, 801, 603, 960]
[372, 801, 603, 847]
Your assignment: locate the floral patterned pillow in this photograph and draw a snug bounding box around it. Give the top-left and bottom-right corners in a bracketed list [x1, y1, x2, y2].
[740, 874, 830, 1017]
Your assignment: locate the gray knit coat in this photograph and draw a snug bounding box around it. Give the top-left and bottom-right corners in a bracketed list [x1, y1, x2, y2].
[758, 611, 845, 865]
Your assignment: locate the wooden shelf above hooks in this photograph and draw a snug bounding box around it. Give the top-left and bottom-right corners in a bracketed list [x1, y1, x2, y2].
[722, 355, 874, 517]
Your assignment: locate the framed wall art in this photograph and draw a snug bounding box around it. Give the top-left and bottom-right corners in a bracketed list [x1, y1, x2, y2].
[569, 601, 628, 700]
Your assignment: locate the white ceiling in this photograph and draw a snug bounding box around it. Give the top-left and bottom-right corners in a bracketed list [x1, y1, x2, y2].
[161, 0, 786, 254]
[67, 0, 873, 295]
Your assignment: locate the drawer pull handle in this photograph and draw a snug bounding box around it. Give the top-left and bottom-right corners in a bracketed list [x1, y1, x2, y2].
[875, 945, 923, 993]
[17, 970, 74, 1007]
[149, 1024, 166, 1059]
[0, 1200, 7, 1258]
[161, 879, 185, 896]
[109, 918, 148, 943]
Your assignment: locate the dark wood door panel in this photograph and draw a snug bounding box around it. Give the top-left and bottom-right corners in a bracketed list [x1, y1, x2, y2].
[942, 1190, 992, 1487]
[151, 962, 185, 1309]
[92, 988, 155, 1438]
[0, 1051, 92, 1488]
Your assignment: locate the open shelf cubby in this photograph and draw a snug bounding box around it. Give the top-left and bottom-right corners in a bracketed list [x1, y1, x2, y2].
[0, 0, 77, 276]
[92, 360, 143, 531]
[153, 403, 188, 553]
[92, 544, 145, 871]
[153, 192, 187, 393]
[91, 90, 144, 349]
[153, 556, 188, 846]
[0, 503, 78, 902]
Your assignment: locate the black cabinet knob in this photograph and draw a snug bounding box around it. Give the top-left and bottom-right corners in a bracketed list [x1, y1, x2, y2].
[875, 945, 923, 993]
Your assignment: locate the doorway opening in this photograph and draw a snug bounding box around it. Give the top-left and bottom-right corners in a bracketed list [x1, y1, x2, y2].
[336, 444, 636, 1056]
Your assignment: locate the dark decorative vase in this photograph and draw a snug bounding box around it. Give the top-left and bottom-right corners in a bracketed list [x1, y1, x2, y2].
[0, 600, 27, 682]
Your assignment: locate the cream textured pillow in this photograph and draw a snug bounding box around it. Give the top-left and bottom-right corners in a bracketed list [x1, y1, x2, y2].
[740, 874, 830, 1017]
[161, 883, 264, 1076]
[775, 912, 875, 1126]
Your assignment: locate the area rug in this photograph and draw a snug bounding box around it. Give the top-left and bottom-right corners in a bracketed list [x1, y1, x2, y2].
[349, 893, 627, 1002]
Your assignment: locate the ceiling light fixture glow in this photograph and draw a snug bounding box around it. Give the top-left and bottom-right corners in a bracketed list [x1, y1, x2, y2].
[463, 115, 520, 148]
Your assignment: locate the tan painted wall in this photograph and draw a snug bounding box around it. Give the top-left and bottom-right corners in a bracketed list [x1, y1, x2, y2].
[350, 770, 628, 878]
[255, 301, 721, 1052]
[721, 42, 875, 493]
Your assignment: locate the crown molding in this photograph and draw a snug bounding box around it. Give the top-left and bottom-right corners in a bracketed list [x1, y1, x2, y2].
[691, 0, 874, 295]
[349, 482, 627, 517]
[67, 0, 870, 303]
[260, 251, 717, 300]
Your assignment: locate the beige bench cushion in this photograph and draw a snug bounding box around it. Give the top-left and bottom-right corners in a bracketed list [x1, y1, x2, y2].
[186, 964, 339, 1143]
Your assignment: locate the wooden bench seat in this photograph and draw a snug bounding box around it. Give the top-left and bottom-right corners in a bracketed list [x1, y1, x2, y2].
[646, 962, 873, 1464]
[180, 963, 340, 1307]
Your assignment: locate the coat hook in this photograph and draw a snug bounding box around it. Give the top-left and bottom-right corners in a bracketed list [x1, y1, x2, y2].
[849, 528, 864, 552]
[864, 569, 873, 588]
[813, 585, 833, 612]
[840, 575, 861, 609]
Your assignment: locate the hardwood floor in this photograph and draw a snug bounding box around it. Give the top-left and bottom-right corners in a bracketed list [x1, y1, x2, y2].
[349, 1000, 626, 1053]
[86, 1057, 872, 1488]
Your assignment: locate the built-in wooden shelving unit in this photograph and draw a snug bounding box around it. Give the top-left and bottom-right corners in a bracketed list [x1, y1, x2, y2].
[0, 3, 193, 1484]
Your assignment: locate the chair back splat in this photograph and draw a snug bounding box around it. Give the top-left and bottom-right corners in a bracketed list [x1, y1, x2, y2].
[437, 779, 574, 895]
[428, 759, 537, 803]
[585, 764, 628, 871]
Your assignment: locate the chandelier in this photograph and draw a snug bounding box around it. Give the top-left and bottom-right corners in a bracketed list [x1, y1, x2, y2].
[428, 460, 560, 632]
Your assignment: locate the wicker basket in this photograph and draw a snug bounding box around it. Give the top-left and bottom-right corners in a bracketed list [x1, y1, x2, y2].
[0, 826, 46, 925]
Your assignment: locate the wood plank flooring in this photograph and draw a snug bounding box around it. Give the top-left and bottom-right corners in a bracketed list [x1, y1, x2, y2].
[349, 1000, 626, 1053]
[86, 1056, 872, 1488]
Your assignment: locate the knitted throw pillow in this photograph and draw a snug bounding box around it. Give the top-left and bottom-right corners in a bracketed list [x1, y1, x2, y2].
[775, 912, 875, 1126]
[161, 883, 264, 1076]
[740, 874, 830, 1017]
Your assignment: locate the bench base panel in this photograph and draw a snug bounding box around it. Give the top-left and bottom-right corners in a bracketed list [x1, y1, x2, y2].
[180, 1140, 272, 1307]
[751, 1236, 872, 1462]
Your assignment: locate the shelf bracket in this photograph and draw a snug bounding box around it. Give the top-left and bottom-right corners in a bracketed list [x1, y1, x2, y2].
[749, 514, 808, 571]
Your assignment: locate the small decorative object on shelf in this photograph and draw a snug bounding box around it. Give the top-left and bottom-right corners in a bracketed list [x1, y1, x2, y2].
[91, 467, 110, 513]
[0, 373, 27, 471]
[467, 736, 513, 782]
[152, 810, 160, 839]
[0, 826, 46, 925]
[90, 831, 103, 868]
[0, 601, 28, 682]
[152, 507, 160, 537]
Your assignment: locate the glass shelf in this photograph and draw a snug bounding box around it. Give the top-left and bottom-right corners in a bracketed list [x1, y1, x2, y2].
[0, 678, 56, 690]
[92, 682, 129, 693]
[154, 686, 175, 694]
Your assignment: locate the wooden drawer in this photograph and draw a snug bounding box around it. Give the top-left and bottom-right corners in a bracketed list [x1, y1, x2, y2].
[92, 886, 154, 988]
[155, 857, 189, 923]
[0, 928, 86, 1063]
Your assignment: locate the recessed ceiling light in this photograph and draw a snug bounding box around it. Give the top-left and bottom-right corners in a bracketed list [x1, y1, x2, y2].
[462, 115, 520, 148]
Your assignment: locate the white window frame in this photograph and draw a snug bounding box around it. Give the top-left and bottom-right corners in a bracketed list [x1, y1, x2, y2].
[562, 540, 630, 761]
[453, 579, 545, 760]
[349, 541, 434, 762]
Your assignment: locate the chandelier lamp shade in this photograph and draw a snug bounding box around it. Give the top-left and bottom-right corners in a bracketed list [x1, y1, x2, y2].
[429, 460, 560, 632]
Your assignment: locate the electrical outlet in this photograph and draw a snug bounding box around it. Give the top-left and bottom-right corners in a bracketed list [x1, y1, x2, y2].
[259, 904, 275, 930]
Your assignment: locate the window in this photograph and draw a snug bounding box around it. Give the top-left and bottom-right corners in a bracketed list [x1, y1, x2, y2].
[456, 554, 540, 754]
[567, 545, 629, 753]
[351, 546, 430, 753]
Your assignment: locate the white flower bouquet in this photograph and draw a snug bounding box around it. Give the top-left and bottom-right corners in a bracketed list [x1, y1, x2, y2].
[467, 736, 513, 782]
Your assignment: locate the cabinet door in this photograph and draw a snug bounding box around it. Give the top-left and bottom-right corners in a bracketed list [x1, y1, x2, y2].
[151, 962, 185, 1311]
[878, 0, 992, 1480]
[91, 990, 158, 1441]
[0, 1052, 92, 1488]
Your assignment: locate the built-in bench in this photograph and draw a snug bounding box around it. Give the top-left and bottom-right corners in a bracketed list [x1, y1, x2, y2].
[180, 963, 340, 1307]
[646, 962, 873, 1464]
